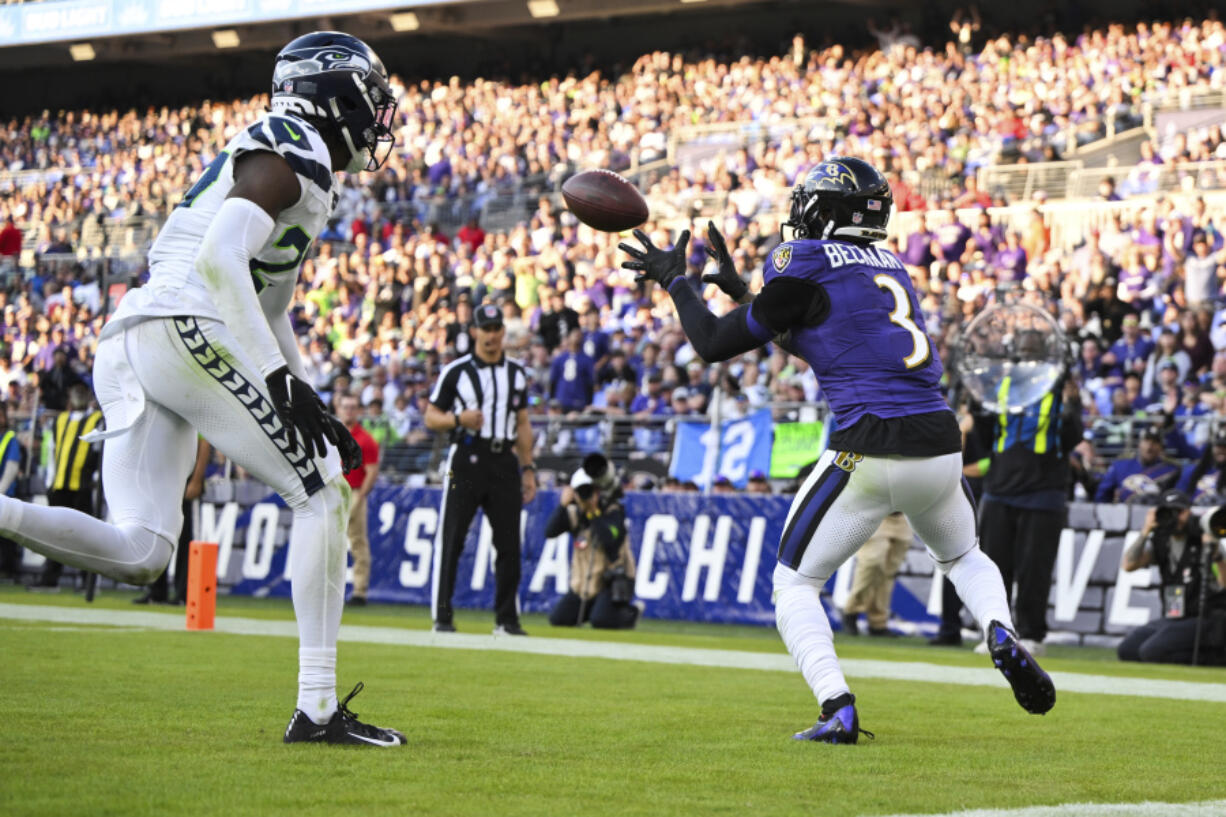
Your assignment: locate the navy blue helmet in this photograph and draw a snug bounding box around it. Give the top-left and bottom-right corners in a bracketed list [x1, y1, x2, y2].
[271, 31, 397, 172]
[783, 156, 892, 243]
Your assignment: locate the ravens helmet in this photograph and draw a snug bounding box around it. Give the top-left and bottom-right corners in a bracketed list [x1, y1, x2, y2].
[783, 156, 892, 243]
[271, 31, 397, 173]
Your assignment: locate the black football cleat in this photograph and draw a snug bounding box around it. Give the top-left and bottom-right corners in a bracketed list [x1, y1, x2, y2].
[988, 620, 1056, 715]
[283, 683, 406, 747]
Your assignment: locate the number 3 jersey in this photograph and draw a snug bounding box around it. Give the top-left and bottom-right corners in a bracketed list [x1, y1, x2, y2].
[107, 112, 336, 332]
[748, 239, 960, 456]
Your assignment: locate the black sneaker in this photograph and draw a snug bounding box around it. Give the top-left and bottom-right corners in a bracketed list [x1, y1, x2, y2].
[283, 683, 406, 747]
[433, 621, 456, 633]
[348, 596, 367, 607]
[493, 623, 528, 636]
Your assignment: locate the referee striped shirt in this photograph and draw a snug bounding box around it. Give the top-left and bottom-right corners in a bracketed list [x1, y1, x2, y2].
[429, 354, 529, 444]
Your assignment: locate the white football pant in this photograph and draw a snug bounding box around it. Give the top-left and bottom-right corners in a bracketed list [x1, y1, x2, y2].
[773, 449, 1013, 706]
[0, 316, 349, 721]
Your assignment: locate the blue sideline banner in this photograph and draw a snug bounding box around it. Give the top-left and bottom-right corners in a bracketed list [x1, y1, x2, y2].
[669, 409, 773, 489]
[210, 488, 1175, 640]
[217, 486, 817, 626]
[215, 485, 943, 629]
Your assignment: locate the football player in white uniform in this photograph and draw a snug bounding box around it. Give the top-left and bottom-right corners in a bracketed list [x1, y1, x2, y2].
[0, 32, 405, 747]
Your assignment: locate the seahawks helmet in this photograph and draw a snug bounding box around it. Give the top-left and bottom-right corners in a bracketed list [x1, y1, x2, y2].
[783, 156, 892, 243]
[271, 31, 397, 173]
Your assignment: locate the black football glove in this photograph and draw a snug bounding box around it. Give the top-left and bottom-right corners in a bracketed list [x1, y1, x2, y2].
[700, 220, 748, 301]
[619, 228, 690, 290]
[264, 366, 338, 460]
[327, 414, 364, 474]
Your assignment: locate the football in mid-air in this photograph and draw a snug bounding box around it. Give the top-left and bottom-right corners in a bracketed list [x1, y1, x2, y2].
[561, 170, 649, 232]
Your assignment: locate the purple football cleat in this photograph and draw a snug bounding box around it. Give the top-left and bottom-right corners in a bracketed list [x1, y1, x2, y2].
[793, 695, 872, 744]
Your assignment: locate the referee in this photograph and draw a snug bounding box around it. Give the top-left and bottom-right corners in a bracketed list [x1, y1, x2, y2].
[426, 302, 537, 635]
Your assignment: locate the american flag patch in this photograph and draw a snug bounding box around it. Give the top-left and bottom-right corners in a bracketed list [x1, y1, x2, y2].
[866, 199, 882, 211]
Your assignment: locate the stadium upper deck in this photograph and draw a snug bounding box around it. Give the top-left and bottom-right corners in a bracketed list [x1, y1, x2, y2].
[0, 8, 1223, 481]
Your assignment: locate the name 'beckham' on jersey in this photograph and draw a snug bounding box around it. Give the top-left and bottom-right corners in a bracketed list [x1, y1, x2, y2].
[759, 238, 950, 431]
[117, 113, 336, 326]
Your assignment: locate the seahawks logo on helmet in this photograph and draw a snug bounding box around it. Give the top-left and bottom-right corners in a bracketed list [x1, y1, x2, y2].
[273, 49, 372, 85]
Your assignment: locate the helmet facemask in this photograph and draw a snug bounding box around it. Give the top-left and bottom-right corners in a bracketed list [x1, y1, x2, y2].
[332, 73, 397, 173]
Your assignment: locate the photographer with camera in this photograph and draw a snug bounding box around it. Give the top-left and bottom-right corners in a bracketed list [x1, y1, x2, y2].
[546, 454, 640, 630]
[1118, 489, 1226, 665]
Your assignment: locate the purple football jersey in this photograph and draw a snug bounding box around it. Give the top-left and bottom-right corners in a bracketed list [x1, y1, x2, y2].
[763, 239, 950, 428]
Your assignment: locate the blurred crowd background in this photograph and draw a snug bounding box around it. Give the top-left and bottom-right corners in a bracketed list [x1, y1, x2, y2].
[1, 9, 1225, 496]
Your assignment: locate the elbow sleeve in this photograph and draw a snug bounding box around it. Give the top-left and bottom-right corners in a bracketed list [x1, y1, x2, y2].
[668, 283, 764, 362]
[195, 197, 286, 377]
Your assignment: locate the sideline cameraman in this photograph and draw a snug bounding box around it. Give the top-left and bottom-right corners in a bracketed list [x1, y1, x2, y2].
[546, 462, 639, 630]
[1118, 489, 1226, 665]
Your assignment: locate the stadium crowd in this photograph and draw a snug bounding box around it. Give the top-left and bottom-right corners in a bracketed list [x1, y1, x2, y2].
[0, 14, 1225, 494]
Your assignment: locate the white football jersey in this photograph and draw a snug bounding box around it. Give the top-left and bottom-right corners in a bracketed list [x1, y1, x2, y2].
[108, 112, 336, 331]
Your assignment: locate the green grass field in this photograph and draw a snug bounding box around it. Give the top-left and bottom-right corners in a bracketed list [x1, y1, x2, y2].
[2, 585, 1225, 817]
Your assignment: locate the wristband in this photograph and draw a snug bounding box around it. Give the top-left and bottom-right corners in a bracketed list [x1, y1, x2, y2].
[453, 411, 461, 429]
[521, 463, 536, 474]
[977, 457, 991, 474]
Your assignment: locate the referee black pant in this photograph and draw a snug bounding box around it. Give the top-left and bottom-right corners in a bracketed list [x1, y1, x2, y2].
[432, 444, 522, 627]
[979, 497, 1065, 643]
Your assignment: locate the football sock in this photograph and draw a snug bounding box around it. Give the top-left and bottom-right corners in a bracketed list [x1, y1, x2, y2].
[944, 546, 1015, 637]
[774, 583, 851, 706]
[297, 647, 338, 724]
[290, 480, 348, 724]
[0, 495, 171, 584]
[821, 693, 855, 716]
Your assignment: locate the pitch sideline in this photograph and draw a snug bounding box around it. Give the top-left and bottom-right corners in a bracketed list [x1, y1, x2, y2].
[1, 602, 1224, 704]
[877, 801, 1226, 817]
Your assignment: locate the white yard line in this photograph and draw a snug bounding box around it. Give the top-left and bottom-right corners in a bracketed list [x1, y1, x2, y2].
[876, 801, 1226, 817]
[2, 602, 1224, 704]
